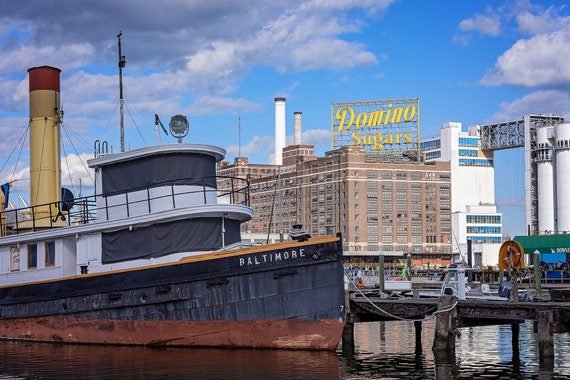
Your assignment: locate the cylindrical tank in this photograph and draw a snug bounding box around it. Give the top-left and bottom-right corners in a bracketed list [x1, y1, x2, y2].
[555, 123, 570, 232]
[27, 66, 63, 228]
[274, 97, 286, 165]
[536, 126, 555, 233]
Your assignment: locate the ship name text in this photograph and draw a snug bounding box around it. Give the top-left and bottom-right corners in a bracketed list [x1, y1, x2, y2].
[239, 248, 306, 267]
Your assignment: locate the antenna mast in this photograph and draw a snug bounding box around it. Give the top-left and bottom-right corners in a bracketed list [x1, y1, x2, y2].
[117, 31, 126, 152]
[238, 116, 241, 157]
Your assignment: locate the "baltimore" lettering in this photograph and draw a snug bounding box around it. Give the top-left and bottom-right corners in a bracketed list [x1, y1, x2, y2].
[239, 248, 306, 266]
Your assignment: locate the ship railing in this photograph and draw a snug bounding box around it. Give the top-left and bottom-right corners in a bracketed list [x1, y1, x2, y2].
[0, 175, 250, 235]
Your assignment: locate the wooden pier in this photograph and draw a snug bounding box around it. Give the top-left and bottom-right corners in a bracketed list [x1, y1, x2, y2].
[344, 292, 570, 370]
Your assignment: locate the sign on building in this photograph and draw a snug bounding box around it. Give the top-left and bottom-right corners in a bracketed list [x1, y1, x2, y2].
[331, 98, 420, 154]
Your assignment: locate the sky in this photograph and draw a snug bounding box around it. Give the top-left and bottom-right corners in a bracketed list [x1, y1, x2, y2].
[0, 0, 569, 238]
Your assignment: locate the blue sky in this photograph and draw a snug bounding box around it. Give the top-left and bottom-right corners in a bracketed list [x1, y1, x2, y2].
[0, 0, 569, 238]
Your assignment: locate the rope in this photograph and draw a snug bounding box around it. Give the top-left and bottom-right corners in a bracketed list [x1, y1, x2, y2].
[345, 273, 458, 322]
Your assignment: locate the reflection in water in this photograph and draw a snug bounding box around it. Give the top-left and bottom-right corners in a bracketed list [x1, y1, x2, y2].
[1, 321, 569, 379]
[345, 320, 570, 379]
[0, 342, 342, 380]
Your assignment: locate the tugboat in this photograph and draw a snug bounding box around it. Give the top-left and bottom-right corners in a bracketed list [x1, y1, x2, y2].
[0, 66, 345, 350]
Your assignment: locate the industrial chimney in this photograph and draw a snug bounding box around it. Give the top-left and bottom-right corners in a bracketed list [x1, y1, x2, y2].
[294, 111, 302, 145]
[274, 97, 286, 165]
[27, 66, 66, 229]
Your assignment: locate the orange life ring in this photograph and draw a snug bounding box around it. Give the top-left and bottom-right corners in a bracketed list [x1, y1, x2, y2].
[501, 245, 521, 268]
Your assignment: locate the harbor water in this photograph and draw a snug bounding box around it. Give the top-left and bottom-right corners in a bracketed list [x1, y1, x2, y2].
[1, 320, 569, 379]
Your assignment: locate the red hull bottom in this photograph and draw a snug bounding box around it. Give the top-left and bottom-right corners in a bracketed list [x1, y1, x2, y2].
[1, 316, 344, 350]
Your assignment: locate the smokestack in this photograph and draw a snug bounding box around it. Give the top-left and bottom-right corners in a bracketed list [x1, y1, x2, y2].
[294, 111, 302, 145]
[27, 66, 64, 228]
[274, 97, 286, 165]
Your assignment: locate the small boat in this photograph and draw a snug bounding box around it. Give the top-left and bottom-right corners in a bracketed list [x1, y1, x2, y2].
[0, 66, 345, 350]
[438, 267, 511, 301]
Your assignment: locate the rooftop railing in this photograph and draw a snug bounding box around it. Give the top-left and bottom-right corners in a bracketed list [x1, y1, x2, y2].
[0, 175, 250, 236]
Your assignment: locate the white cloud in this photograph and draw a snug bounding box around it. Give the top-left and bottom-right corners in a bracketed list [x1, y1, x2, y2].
[459, 12, 502, 36]
[516, 4, 569, 35]
[488, 90, 570, 122]
[480, 29, 570, 88]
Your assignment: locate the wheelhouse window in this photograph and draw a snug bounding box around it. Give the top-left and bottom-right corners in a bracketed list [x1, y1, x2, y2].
[28, 244, 38, 269]
[45, 241, 55, 267]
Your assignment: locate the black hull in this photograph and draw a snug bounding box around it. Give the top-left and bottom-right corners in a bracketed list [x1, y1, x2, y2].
[0, 235, 345, 349]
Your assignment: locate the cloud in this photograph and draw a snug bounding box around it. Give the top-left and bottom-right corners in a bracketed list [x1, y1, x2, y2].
[226, 135, 275, 158]
[488, 90, 570, 122]
[515, 4, 569, 35]
[459, 12, 502, 36]
[480, 29, 570, 89]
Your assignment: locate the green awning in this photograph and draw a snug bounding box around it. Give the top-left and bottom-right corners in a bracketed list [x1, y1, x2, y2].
[513, 235, 570, 255]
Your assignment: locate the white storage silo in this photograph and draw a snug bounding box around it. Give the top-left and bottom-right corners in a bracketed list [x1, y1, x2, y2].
[536, 126, 555, 233]
[555, 123, 570, 232]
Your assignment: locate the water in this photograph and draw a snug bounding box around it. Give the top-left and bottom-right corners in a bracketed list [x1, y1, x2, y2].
[1, 320, 569, 379]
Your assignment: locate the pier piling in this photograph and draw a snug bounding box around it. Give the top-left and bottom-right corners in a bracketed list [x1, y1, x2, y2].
[432, 295, 456, 353]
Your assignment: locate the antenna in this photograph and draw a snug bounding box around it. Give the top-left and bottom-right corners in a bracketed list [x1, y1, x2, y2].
[117, 31, 126, 152]
[238, 116, 241, 158]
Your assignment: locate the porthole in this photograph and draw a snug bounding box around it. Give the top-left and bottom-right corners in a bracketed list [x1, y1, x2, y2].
[140, 294, 148, 303]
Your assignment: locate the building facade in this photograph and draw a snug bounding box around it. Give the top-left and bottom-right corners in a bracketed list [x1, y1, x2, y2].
[218, 144, 453, 268]
[420, 122, 502, 266]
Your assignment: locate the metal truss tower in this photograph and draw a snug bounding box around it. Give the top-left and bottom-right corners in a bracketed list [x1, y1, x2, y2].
[479, 114, 566, 235]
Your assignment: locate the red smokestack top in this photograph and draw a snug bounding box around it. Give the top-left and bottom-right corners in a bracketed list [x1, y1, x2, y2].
[28, 66, 61, 92]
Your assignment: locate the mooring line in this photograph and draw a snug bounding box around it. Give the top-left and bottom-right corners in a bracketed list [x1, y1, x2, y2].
[345, 273, 458, 322]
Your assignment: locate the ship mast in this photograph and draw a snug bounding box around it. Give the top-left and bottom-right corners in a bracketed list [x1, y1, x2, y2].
[117, 32, 126, 152]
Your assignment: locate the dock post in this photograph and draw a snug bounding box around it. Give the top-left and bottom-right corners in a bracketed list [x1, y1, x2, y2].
[378, 252, 385, 293]
[533, 251, 543, 301]
[342, 290, 355, 354]
[406, 253, 412, 281]
[432, 295, 456, 354]
[537, 310, 555, 370]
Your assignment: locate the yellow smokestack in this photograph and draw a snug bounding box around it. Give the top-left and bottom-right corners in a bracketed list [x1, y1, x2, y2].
[27, 66, 64, 228]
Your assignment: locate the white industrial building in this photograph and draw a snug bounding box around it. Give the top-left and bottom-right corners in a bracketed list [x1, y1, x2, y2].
[421, 122, 502, 266]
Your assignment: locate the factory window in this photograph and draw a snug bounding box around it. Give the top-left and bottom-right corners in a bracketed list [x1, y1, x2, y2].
[396, 182, 407, 190]
[382, 203, 392, 211]
[396, 203, 407, 212]
[381, 171, 392, 179]
[366, 170, 377, 178]
[382, 182, 392, 190]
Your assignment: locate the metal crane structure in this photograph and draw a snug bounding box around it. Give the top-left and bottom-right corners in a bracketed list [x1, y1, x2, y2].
[479, 114, 566, 235]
